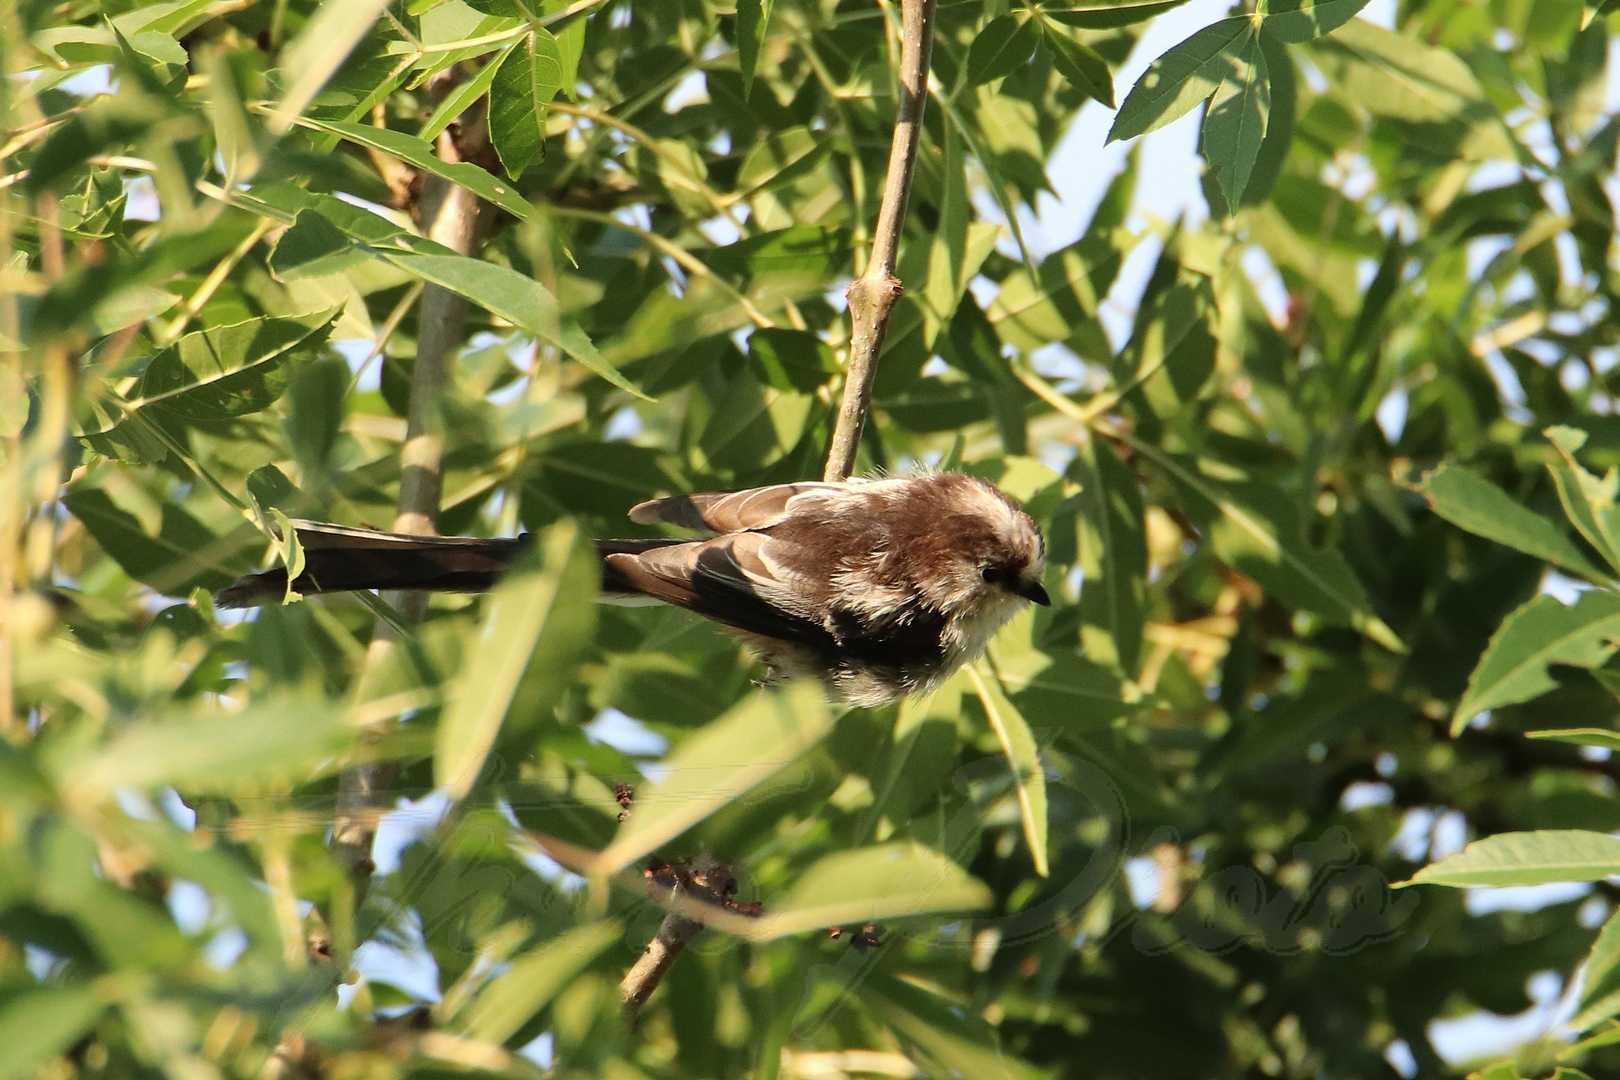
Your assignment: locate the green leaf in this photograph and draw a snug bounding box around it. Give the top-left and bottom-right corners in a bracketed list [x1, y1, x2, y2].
[420, 53, 504, 141]
[381, 250, 646, 398]
[269, 0, 394, 133]
[1107, 17, 1250, 143]
[435, 524, 598, 800]
[594, 683, 832, 876]
[62, 486, 239, 595]
[1045, 0, 1188, 28]
[1073, 437, 1146, 675]
[0, 987, 105, 1080]
[1452, 592, 1620, 735]
[966, 15, 1042, 86]
[750, 844, 993, 940]
[292, 115, 535, 221]
[62, 694, 356, 801]
[966, 664, 1048, 878]
[862, 975, 1043, 1079]
[459, 920, 622, 1044]
[488, 30, 564, 180]
[737, 0, 776, 94]
[736, 127, 827, 202]
[1572, 907, 1620, 1030]
[1310, 20, 1513, 160]
[1546, 426, 1620, 577]
[1043, 23, 1115, 108]
[1237, 32, 1294, 208]
[1259, 0, 1372, 43]
[1148, 447, 1404, 652]
[1527, 727, 1620, 752]
[1202, 27, 1270, 211]
[1413, 463, 1609, 582]
[1400, 830, 1620, 889]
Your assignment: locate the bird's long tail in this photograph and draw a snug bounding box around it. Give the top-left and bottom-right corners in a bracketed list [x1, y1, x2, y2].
[214, 520, 675, 609]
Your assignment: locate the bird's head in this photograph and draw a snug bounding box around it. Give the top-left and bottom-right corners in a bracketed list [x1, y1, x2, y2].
[906, 474, 1049, 616]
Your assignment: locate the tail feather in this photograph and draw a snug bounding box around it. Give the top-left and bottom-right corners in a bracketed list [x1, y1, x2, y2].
[215, 521, 683, 609]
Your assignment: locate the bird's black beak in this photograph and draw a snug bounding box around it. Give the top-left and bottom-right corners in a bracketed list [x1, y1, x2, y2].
[1016, 580, 1051, 606]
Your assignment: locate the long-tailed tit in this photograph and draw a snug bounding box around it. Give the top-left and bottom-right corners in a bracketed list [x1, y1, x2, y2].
[218, 473, 1049, 706]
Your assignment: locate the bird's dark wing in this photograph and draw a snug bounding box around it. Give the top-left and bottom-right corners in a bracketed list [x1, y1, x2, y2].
[627, 482, 845, 534]
[603, 533, 834, 648]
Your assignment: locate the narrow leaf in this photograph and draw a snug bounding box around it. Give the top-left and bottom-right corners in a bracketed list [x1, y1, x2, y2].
[269, 0, 393, 133]
[1046, 0, 1188, 28]
[65, 695, 355, 801]
[966, 664, 1049, 877]
[966, 15, 1042, 86]
[0, 987, 105, 1080]
[1202, 28, 1270, 211]
[737, 0, 776, 94]
[595, 683, 832, 876]
[1044, 25, 1115, 108]
[1260, 0, 1372, 43]
[435, 525, 597, 800]
[1572, 908, 1620, 1030]
[459, 920, 622, 1044]
[1400, 830, 1620, 889]
[1453, 592, 1620, 735]
[1107, 17, 1251, 143]
[1073, 437, 1146, 674]
[1525, 728, 1620, 752]
[750, 844, 993, 940]
[1546, 426, 1620, 577]
[292, 115, 535, 221]
[1414, 463, 1609, 582]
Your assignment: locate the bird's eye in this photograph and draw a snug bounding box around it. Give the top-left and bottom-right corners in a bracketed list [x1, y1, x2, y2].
[980, 566, 1000, 583]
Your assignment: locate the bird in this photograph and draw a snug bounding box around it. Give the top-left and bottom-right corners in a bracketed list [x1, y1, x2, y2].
[217, 472, 1050, 706]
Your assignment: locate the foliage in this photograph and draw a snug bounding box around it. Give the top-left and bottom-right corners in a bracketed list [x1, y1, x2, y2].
[2, 0, 1619, 1077]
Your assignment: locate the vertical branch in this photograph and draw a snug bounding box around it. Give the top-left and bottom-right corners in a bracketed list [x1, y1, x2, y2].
[822, 0, 938, 482]
[331, 113, 489, 913]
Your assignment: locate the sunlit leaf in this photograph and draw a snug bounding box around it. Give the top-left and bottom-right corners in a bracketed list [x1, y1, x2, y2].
[1452, 592, 1620, 735]
[1399, 830, 1620, 888]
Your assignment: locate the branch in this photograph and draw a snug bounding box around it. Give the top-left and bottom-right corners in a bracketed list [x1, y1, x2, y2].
[822, 0, 938, 482]
[619, 858, 742, 1026]
[331, 111, 489, 928]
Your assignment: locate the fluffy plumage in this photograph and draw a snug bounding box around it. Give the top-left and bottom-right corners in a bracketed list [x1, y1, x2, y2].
[218, 473, 1049, 706]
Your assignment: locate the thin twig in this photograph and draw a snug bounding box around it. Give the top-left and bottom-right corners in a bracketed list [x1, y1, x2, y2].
[619, 859, 739, 1025]
[332, 110, 489, 937]
[822, 0, 937, 481]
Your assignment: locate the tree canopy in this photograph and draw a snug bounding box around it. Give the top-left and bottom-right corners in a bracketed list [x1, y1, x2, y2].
[4, 0, 1620, 1077]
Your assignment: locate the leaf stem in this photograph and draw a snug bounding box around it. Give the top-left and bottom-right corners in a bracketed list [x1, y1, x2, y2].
[822, 0, 937, 481]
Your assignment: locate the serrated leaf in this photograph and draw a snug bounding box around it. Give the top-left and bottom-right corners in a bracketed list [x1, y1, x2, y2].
[1107, 17, 1250, 143]
[459, 920, 622, 1044]
[966, 15, 1042, 86]
[1202, 27, 1270, 211]
[594, 683, 832, 876]
[1414, 463, 1609, 582]
[1259, 0, 1372, 43]
[1400, 830, 1620, 889]
[966, 664, 1048, 877]
[488, 30, 563, 180]
[292, 115, 534, 221]
[750, 844, 993, 940]
[435, 524, 598, 800]
[737, 0, 776, 94]
[1452, 592, 1620, 735]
